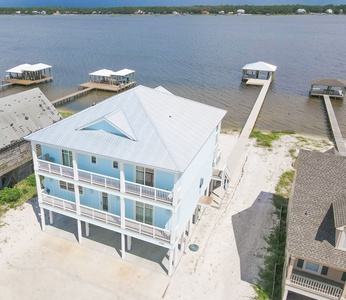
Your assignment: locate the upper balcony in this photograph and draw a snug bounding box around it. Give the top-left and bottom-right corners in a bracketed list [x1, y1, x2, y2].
[287, 269, 344, 299]
[37, 158, 174, 205]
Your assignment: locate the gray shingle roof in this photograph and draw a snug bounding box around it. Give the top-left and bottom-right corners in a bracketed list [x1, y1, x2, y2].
[0, 88, 61, 150]
[333, 195, 346, 229]
[287, 150, 346, 269]
[25, 85, 227, 172]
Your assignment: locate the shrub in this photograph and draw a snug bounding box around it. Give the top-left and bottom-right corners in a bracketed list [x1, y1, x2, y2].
[0, 187, 22, 204]
[26, 174, 36, 186]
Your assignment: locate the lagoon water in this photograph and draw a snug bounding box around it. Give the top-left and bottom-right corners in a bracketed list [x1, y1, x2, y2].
[0, 14, 346, 136]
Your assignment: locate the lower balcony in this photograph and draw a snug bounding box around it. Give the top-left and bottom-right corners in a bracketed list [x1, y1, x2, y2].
[41, 193, 171, 243]
[287, 270, 344, 299]
[37, 158, 174, 205]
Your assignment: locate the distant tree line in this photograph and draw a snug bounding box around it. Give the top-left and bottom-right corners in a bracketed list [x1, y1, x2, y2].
[0, 5, 345, 15]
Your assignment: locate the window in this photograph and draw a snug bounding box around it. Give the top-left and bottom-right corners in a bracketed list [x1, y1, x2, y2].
[297, 259, 304, 268]
[59, 181, 67, 190]
[102, 192, 108, 211]
[59, 180, 83, 194]
[136, 202, 153, 225]
[305, 262, 320, 273]
[78, 186, 83, 195]
[113, 161, 118, 169]
[91, 156, 97, 164]
[136, 166, 154, 187]
[342, 272, 346, 282]
[62, 150, 73, 167]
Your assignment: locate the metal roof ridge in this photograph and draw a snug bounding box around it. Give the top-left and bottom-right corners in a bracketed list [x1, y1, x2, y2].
[135, 87, 181, 172]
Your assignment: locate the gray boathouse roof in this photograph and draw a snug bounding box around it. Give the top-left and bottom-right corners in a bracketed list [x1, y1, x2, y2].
[0, 88, 61, 150]
[26, 85, 227, 172]
[310, 78, 346, 88]
[286, 150, 346, 269]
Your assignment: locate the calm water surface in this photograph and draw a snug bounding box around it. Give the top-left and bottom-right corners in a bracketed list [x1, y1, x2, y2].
[0, 15, 346, 136]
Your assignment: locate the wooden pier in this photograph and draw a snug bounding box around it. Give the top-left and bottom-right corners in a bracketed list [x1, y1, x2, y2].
[51, 81, 136, 107]
[2, 76, 53, 86]
[227, 77, 272, 184]
[0, 82, 14, 89]
[323, 95, 346, 156]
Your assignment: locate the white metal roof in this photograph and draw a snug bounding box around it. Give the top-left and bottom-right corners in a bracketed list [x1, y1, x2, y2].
[242, 61, 277, 72]
[89, 69, 115, 77]
[113, 68, 135, 77]
[26, 85, 226, 172]
[6, 63, 52, 74]
[0, 88, 61, 150]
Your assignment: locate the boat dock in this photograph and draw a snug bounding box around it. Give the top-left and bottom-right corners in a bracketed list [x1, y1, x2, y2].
[3, 76, 53, 86]
[227, 76, 273, 185]
[323, 95, 346, 156]
[0, 82, 14, 89]
[51, 81, 136, 107]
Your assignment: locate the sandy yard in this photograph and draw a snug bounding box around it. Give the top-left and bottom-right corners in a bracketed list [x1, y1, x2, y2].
[0, 132, 333, 300]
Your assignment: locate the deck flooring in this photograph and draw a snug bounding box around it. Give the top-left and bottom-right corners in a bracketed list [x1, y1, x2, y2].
[323, 95, 346, 156]
[3, 76, 53, 86]
[78, 81, 136, 92]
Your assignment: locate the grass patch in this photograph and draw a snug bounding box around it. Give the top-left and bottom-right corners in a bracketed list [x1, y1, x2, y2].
[256, 170, 295, 300]
[250, 130, 295, 148]
[288, 148, 297, 159]
[58, 110, 74, 119]
[0, 175, 38, 218]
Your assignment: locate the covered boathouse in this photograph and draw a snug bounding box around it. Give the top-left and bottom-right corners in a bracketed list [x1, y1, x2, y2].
[242, 61, 277, 82]
[309, 78, 346, 99]
[4, 63, 53, 86]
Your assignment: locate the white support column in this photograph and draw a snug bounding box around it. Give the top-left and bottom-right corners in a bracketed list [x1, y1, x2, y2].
[85, 222, 90, 237]
[168, 249, 174, 276]
[119, 162, 125, 194]
[121, 233, 125, 259]
[282, 288, 288, 300]
[77, 219, 82, 244]
[32, 143, 43, 204]
[40, 207, 46, 231]
[173, 245, 179, 267]
[120, 196, 125, 229]
[49, 210, 53, 224]
[127, 235, 132, 251]
[186, 217, 192, 238]
[180, 232, 185, 252]
[170, 209, 177, 244]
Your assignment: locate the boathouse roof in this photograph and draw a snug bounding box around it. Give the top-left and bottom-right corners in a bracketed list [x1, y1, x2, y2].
[89, 69, 115, 77]
[6, 63, 52, 74]
[25, 85, 226, 173]
[0, 88, 61, 150]
[286, 150, 346, 269]
[242, 61, 277, 72]
[113, 69, 135, 76]
[310, 78, 346, 87]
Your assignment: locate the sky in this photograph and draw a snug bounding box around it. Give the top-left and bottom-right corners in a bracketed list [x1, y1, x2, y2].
[0, 0, 345, 7]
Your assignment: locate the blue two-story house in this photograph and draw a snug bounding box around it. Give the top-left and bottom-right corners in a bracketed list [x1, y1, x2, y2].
[25, 85, 227, 275]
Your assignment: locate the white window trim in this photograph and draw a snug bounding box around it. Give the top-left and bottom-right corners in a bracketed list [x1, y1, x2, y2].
[112, 161, 119, 169]
[303, 261, 322, 275]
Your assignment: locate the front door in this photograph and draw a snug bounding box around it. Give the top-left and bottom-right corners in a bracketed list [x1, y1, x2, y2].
[102, 192, 108, 211]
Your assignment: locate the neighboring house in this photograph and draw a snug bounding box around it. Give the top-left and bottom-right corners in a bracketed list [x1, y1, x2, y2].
[326, 9, 334, 14]
[237, 9, 245, 15]
[296, 8, 306, 14]
[0, 88, 61, 189]
[283, 150, 346, 300]
[25, 85, 227, 275]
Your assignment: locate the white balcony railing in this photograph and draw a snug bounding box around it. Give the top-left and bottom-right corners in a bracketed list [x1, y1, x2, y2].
[37, 159, 74, 178]
[40, 193, 171, 243]
[125, 217, 171, 242]
[42, 193, 76, 212]
[290, 273, 342, 299]
[37, 158, 173, 205]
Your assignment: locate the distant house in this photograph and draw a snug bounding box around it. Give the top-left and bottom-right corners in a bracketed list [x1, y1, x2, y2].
[25, 85, 227, 275]
[326, 8, 334, 14]
[201, 10, 210, 15]
[237, 9, 245, 15]
[296, 8, 306, 14]
[218, 10, 225, 15]
[282, 150, 346, 300]
[0, 88, 61, 189]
